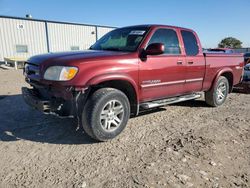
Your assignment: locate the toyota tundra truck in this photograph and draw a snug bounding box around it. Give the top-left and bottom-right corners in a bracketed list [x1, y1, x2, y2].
[22, 25, 244, 141]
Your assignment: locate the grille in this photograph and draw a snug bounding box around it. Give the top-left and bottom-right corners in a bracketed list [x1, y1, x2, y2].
[24, 62, 40, 76]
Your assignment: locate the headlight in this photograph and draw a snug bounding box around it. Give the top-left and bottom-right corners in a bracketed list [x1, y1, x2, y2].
[44, 66, 78, 81]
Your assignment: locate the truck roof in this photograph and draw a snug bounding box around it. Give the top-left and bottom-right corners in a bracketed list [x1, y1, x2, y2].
[121, 24, 193, 31]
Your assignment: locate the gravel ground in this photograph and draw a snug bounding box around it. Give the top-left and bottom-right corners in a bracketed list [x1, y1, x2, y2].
[0, 68, 249, 188]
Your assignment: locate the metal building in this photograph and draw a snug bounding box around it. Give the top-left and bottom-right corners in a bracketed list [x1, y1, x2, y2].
[0, 16, 115, 61]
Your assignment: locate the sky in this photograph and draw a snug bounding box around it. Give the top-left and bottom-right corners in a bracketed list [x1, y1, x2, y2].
[0, 0, 249, 48]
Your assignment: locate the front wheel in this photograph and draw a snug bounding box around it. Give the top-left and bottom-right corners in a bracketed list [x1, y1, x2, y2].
[82, 88, 130, 141]
[205, 76, 229, 107]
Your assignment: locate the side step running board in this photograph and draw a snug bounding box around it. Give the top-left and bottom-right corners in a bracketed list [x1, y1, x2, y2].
[140, 93, 201, 109]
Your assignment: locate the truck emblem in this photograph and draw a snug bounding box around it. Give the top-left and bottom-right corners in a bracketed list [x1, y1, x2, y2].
[142, 80, 161, 84]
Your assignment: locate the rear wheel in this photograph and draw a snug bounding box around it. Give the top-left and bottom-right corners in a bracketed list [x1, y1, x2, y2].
[205, 76, 229, 107]
[82, 88, 130, 141]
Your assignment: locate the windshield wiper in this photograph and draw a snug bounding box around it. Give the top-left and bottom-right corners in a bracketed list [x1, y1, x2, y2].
[101, 47, 123, 51]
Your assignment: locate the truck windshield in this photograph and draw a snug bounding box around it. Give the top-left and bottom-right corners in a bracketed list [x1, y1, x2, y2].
[90, 26, 149, 52]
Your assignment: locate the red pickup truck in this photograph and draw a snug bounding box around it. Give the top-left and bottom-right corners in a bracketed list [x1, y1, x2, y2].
[22, 25, 244, 141]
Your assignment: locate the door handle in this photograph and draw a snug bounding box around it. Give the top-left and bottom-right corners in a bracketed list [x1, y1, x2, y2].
[177, 61, 183, 65]
[188, 61, 194, 65]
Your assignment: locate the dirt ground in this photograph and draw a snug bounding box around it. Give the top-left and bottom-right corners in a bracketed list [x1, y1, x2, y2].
[0, 68, 249, 188]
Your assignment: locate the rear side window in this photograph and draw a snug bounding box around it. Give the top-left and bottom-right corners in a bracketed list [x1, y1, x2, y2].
[148, 29, 181, 55]
[181, 30, 199, 56]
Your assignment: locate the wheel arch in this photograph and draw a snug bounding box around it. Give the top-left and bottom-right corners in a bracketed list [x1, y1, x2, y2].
[86, 74, 139, 116]
[211, 68, 234, 93]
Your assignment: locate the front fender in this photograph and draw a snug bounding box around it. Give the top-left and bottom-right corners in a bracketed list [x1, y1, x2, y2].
[86, 73, 139, 101]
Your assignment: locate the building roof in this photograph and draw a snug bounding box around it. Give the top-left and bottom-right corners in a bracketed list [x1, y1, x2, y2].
[0, 15, 116, 28]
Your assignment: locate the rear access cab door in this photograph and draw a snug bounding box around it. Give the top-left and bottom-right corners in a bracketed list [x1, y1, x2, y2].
[138, 26, 205, 102]
[180, 29, 205, 93]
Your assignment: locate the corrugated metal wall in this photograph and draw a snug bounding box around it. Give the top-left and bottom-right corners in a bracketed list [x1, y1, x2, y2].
[47, 23, 96, 52]
[0, 18, 48, 61]
[0, 16, 115, 61]
[97, 27, 114, 39]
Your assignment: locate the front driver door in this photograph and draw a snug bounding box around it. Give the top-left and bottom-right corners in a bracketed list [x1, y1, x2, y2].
[139, 28, 186, 102]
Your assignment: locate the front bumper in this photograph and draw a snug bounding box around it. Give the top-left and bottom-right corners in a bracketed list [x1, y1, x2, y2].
[22, 87, 76, 117]
[22, 87, 50, 113]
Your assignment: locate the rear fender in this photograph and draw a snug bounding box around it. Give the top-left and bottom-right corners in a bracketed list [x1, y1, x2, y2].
[210, 68, 233, 91]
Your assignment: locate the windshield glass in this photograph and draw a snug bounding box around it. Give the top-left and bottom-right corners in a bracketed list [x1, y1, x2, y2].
[90, 26, 149, 52]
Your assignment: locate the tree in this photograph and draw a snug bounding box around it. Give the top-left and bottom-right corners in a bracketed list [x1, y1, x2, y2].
[218, 37, 242, 48]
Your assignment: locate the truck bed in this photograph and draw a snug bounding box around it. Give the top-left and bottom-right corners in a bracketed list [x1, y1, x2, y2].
[203, 53, 244, 91]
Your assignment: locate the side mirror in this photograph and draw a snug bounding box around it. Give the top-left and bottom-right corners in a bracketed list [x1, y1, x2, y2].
[145, 43, 165, 55]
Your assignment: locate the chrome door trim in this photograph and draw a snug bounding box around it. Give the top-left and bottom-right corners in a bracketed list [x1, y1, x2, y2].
[141, 80, 185, 88]
[185, 78, 203, 83]
[141, 78, 203, 88]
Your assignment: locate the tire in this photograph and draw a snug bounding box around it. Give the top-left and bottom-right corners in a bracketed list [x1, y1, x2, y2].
[205, 76, 229, 107]
[82, 88, 130, 141]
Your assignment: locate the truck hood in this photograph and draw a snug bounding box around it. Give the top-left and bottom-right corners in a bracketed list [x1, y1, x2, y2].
[28, 50, 129, 65]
